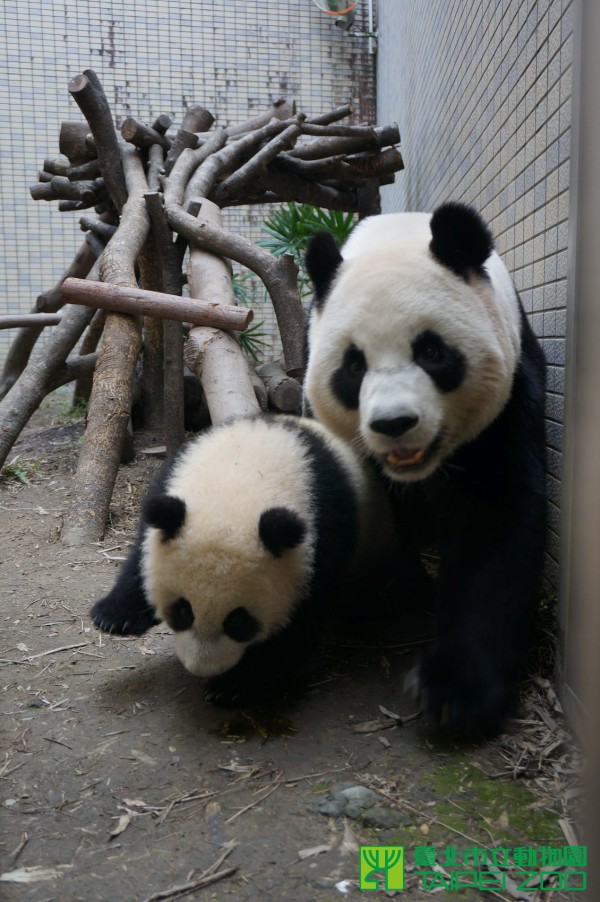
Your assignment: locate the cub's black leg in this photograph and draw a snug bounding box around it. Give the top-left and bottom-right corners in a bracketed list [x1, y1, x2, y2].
[91, 542, 160, 636]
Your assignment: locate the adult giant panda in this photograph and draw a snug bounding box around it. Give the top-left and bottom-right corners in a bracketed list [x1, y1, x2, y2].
[91, 415, 394, 706]
[304, 202, 547, 737]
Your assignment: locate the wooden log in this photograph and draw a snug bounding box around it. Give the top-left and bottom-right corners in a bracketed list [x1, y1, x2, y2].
[50, 352, 98, 393]
[138, 237, 165, 434]
[79, 216, 118, 241]
[144, 191, 185, 454]
[62, 146, 149, 546]
[163, 129, 199, 175]
[0, 314, 62, 329]
[59, 121, 97, 164]
[290, 123, 400, 161]
[68, 70, 128, 213]
[184, 117, 296, 201]
[247, 361, 268, 412]
[121, 117, 171, 150]
[151, 114, 173, 135]
[67, 159, 102, 181]
[216, 120, 303, 201]
[184, 199, 259, 423]
[0, 241, 98, 400]
[60, 278, 252, 330]
[307, 105, 353, 125]
[165, 201, 305, 376]
[72, 309, 105, 405]
[227, 98, 295, 137]
[256, 361, 302, 413]
[0, 300, 97, 469]
[164, 128, 228, 207]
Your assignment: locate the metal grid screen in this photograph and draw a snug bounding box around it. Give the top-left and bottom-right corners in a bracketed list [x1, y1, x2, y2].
[0, 0, 376, 359]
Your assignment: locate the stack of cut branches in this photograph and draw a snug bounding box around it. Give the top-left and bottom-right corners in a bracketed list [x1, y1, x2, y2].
[0, 69, 403, 545]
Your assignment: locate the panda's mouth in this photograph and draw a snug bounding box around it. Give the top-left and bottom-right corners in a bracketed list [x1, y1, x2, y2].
[381, 433, 443, 474]
[386, 446, 428, 469]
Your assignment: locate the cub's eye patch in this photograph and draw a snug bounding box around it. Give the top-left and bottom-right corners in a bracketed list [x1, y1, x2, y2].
[167, 597, 195, 631]
[331, 344, 367, 409]
[223, 606, 260, 642]
[412, 330, 466, 392]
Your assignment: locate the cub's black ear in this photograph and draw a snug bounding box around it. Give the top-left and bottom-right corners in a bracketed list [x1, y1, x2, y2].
[259, 507, 307, 557]
[429, 202, 494, 280]
[143, 493, 186, 540]
[305, 231, 343, 309]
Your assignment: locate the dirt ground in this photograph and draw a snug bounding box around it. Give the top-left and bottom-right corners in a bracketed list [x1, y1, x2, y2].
[0, 393, 583, 901]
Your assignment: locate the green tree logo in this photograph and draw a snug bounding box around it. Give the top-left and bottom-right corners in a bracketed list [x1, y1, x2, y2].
[359, 846, 404, 890]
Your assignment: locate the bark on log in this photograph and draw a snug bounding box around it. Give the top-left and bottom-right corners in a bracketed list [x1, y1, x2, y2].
[144, 191, 185, 454]
[0, 302, 96, 469]
[247, 361, 268, 412]
[165, 202, 304, 376]
[73, 309, 105, 405]
[184, 199, 259, 423]
[226, 98, 295, 137]
[0, 242, 98, 400]
[59, 121, 97, 164]
[185, 118, 296, 200]
[121, 117, 171, 150]
[50, 353, 98, 393]
[290, 123, 400, 160]
[164, 128, 227, 207]
[137, 238, 165, 434]
[62, 146, 150, 546]
[256, 361, 302, 413]
[68, 70, 127, 213]
[0, 314, 62, 329]
[61, 278, 252, 330]
[216, 121, 302, 201]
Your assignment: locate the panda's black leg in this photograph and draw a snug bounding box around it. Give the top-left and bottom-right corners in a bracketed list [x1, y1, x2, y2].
[90, 541, 160, 636]
[419, 490, 546, 738]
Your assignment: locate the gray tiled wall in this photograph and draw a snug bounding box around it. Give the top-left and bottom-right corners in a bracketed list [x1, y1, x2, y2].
[377, 0, 572, 588]
[0, 0, 375, 360]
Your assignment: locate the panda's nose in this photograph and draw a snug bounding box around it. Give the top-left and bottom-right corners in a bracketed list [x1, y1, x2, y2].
[370, 415, 419, 437]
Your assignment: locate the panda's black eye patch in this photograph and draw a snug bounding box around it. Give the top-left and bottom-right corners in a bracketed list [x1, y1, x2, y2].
[330, 345, 367, 410]
[223, 606, 260, 643]
[412, 330, 466, 392]
[167, 597, 195, 631]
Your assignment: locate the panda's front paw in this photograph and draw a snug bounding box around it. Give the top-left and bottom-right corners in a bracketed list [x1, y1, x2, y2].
[419, 645, 517, 738]
[90, 593, 159, 636]
[204, 673, 262, 709]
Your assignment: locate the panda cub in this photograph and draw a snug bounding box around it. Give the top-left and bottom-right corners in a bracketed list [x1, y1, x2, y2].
[304, 202, 547, 737]
[91, 415, 392, 706]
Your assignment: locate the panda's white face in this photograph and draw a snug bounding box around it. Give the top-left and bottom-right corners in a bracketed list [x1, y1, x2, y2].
[305, 210, 522, 482]
[141, 420, 314, 677]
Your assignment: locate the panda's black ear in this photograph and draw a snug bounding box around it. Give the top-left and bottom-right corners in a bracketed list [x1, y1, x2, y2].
[305, 231, 343, 309]
[143, 493, 186, 540]
[259, 507, 307, 557]
[429, 202, 494, 280]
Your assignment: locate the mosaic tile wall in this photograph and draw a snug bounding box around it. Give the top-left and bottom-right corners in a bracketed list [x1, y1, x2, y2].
[0, 0, 375, 360]
[377, 0, 573, 587]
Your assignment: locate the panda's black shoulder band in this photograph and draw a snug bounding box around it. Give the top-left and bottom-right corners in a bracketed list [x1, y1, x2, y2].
[429, 202, 494, 281]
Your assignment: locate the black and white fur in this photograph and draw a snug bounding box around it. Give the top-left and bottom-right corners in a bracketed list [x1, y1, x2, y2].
[304, 202, 547, 737]
[91, 415, 393, 706]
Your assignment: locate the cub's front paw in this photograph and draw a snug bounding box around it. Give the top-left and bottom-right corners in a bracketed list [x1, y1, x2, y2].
[419, 645, 518, 738]
[90, 593, 159, 636]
